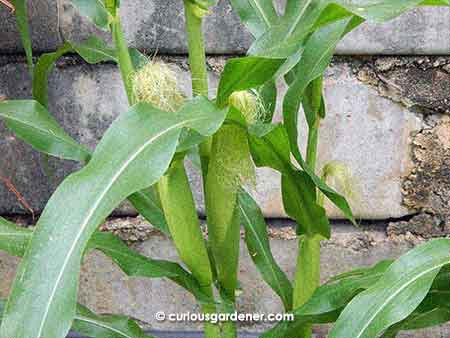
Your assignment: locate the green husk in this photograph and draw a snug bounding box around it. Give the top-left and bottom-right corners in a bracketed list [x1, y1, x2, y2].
[206, 124, 254, 301]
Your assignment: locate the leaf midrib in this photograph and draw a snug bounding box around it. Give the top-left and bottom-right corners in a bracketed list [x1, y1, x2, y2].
[36, 116, 205, 336]
[74, 314, 133, 338]
[287, 0, 313, 37]
[248, 0, 272, 28]
[354, 260, 450, 338]
[239, 202, 289, 307]
[1, 113, 87, 154]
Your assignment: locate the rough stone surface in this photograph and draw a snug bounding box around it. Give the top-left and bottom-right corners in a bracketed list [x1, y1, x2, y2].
[356, 56, 450, 114]
[389, 117, 450, 237]
[356, 56, 450, 235]
[0, 1, 449, 55]
[0, 218, 447, 336]
[0, 56, 422, 219]
[0, 0, 61, 53]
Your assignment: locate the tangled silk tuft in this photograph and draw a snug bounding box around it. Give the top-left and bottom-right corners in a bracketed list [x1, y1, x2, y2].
[133, 61, 185, 112]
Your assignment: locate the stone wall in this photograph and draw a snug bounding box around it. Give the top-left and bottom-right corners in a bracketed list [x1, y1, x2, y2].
[0, 1, 449, 337]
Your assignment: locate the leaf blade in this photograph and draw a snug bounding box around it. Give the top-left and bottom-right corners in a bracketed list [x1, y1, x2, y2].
[230, 0, 279, 37]
[329, 239, 450, 338]
[0, 98, 226, 338]
[238, 190, 293, 311]
[0, 100, 92, 163]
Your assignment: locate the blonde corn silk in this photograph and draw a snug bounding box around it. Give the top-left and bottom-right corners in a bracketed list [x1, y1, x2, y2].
[228, 90, 265, 124]
[321, 161, 359, 205]
[132, 61, 185, 112]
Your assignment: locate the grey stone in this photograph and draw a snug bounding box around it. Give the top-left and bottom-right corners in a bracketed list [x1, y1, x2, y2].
[338, 7, 450, 55]
[0, 1, 449, 55]
[0, 0, 61, 53]
[0, 219, 446, 336]
[59, 0, 252, 54]
[0, 57, 421, 218]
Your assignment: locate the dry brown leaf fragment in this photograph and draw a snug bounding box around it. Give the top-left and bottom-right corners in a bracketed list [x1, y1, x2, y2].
[0, 0, 15, 12]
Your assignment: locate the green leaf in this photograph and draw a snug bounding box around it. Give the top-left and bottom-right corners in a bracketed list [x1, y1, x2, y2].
[262, 260, 392, 338]
[248, 123, 291, 174]
[217, 57, 284, 107]
[230, 0, 279, 37]
[0, 97, 226, 338]
[329, 239, 450, 338]
[127, 189, 170, 236]
[0, 217, 32, 257]
[258, 80, 277, 123]
[87, 232, 211, 303]
[327, 260, 393, 283]
[102, 0, 120, 16]
[248, 124, 330, 237]
[73, 304, 154, 338]
[186, 0, 218, 10]
[129, 48, 150, 71]
[238, 191, 293, 311]
[11, 0, 33, 70]
[33, 36, 117, 107]
[72, 36, 117, 63]
[0, 100, 92, 163]
[282, 170, 330, 238]
[32, 43, 73, 107]
[381, 288, 450, 337]
[334, 0, 434, 22]
[1, 302, 152, 338]
[0, 217, 209, 305]
[0, 98, 169, 239]
[282, 17, 359, 223]
[283, 17, 358, 155]
[248, 0, 326, 58]
[71, 0, 111, 29]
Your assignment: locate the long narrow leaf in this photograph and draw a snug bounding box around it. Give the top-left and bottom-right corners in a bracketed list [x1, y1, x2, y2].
[0, 97, 226, 338]
[88, 232, 210, 303]
[238, 191, 293, 311]
[0, 217, 31, 257]
[230, 0, 279, 37]
[329, 239, 450, 338]
[11, 0, 33, 70]
[33, 36, 117, 107]
[216, 57, 284, 106]
[73, 304, 154, 338]
[71, 0, 111, 29]
[334, 0, 448, 22]
[127, 189, 170, 236]
[0, 218, 210, 305]
[0, 100, 92, 163]
[282, 17, 360, 223]
[0, 98, 169, 236]
[381, 291, 450, 337]
[262, 260, 396, 338]
[248, 124, 330, 237]
[1, 299, 152, 338]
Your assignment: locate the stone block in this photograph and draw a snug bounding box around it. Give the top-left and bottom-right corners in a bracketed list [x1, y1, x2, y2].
[0, 219, 446, 337]
[0, 0, 61, 53]
[0, 57, 422, 219]
[0, 1, 448, 55]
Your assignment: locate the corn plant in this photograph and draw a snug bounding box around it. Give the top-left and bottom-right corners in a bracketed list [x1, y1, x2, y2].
[0, 1, 449, 338]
